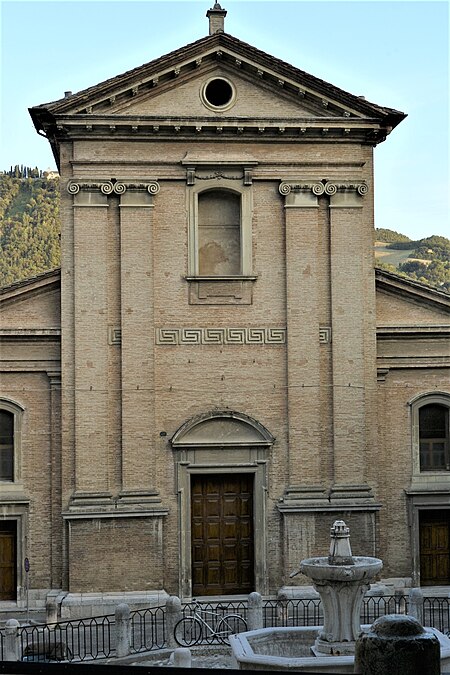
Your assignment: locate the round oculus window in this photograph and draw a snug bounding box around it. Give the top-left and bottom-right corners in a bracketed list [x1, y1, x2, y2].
[201, 77, 235, 110]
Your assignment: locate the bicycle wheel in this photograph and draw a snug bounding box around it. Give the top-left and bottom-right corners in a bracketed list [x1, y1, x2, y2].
[216, 615, 247, 644]
[174, 617, 203, 646]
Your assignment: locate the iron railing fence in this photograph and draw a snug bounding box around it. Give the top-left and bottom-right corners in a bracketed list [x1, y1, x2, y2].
[423, 596, 450, 636]
[263, 598, 323, 628]
[129, 605, 165, 653]
[361, 594, 409, 625]
[1, 594, 449, 661]
[18, 614, 115, 662]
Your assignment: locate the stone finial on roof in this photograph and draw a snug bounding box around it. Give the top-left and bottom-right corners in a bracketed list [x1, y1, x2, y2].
[206, 3, 227, 35]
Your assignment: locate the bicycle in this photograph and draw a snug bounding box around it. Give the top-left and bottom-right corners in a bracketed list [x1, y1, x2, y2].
[174, 600, 247, 646]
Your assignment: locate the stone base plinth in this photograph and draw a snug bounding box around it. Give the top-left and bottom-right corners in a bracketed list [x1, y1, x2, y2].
[60, 590, 169, 619]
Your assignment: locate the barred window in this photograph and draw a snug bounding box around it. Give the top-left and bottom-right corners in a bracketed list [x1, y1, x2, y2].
[419, 403, 449, 471]
[0, 410, 14, 481]
[0, 400, 23, 483]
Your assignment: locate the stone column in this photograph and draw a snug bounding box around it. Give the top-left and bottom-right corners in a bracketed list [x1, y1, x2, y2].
[166, 596, 182, 649]
[115, 603, 131, 657]
[117, 181, 160, 499]
[279, 182, 322, 490]
[4, 619, 20, 661]
[70, 182, 111, 497]
[247, 591, 263, 631]
[328, 182, 372, 491]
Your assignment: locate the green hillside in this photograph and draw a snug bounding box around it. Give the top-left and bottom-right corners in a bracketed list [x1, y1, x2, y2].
[375, 228, 450, 292]
[0, 170, 60, 287]
[0, 171, 448, 292]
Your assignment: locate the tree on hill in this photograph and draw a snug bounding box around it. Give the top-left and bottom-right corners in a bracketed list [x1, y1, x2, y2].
[0, 174, 60, 287]
[375, 228, 412, 243]
[412, 236, 450, 262]
[398, 259, 450, 292]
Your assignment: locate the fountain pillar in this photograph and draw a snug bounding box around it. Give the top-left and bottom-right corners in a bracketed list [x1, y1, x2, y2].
[299, 520, 382, 656]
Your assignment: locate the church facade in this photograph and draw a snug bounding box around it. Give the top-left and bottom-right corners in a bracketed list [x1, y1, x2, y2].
[1, 5, 449, 614]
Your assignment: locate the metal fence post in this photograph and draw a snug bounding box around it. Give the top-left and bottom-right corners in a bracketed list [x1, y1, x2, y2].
[166, 596, 182, 648]
[248, 592, 263, 630]
[409, 588, 424, 626]
[115, 603, 131, 657]
[4, 619, 20, 661]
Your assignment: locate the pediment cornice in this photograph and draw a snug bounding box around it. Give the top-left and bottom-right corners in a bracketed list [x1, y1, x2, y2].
[0, 269, 61, 305]
[375, 268, 450, 314]
[30, 33, 405, 163]
[47, 113, 388, 147]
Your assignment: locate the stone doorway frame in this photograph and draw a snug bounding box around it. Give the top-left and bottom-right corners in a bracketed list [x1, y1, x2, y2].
[407, 491, 450, 586]
[0, 506, 28, 604]
[171, 410, 274, 600]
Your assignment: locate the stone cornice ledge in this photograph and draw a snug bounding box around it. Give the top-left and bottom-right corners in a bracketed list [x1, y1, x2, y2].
[376, 325, 450, 339]
[62, 508, 169, 520]
[0, 328, 61, 340]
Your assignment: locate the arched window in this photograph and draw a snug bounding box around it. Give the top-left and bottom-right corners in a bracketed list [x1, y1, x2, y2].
[411, 393, 450, 474]
[198, 190, 241, 276]
[419, 403, 449, 471]
[0, 400, 24, 483]
[0, 410, 14, 481]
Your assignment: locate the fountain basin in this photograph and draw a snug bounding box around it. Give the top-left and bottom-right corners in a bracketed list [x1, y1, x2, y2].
[300, 557, 383, 582]
[230, 626, 355, 673]
[230, 624, 450, 673]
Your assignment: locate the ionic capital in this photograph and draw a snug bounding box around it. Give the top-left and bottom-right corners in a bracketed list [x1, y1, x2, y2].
[279, 181, 324, 196]
[67, 180, 160, 196]
[279, 181, 368, 197]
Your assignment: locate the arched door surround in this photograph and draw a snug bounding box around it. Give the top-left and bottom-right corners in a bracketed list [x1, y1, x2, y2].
[171, 410, 274, 599]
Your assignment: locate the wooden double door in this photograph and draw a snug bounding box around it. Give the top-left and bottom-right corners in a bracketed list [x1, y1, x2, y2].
[420, 511, 450, 585]
[191, 474, 255, 596]
[0, 521, 17, 600]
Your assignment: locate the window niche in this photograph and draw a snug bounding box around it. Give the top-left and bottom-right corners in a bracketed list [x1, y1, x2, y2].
[185, 174, 256, 305]
[0, 400, 24, 485]
[198, 190, 241, 276]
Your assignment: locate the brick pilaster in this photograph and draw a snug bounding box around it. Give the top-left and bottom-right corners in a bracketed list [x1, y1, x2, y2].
[72, 184, 110, 495]
[118, 181, 160, 498]
[329, 184, 369, 487]
[280, 182, 322, 487]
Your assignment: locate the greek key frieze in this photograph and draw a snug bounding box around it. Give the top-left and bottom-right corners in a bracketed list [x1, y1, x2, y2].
[319, 327, 332, 344]
[156, 327, 287, 346]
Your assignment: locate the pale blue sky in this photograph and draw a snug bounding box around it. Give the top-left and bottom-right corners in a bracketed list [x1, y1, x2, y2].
[1, 0, 448, 240]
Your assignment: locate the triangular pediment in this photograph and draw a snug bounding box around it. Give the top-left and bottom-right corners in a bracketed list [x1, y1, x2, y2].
[107, 66, 328, 120]
[0, 269, 61, 329]
[30, 33, 405, 154]
[375, 269, 450, 325]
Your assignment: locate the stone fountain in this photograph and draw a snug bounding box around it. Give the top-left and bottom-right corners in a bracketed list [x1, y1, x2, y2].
[230, 520, 450, 673]
[298, 520, 381, 656]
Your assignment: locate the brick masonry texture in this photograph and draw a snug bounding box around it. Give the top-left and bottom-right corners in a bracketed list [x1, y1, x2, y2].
[1, 32, 449, 607]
